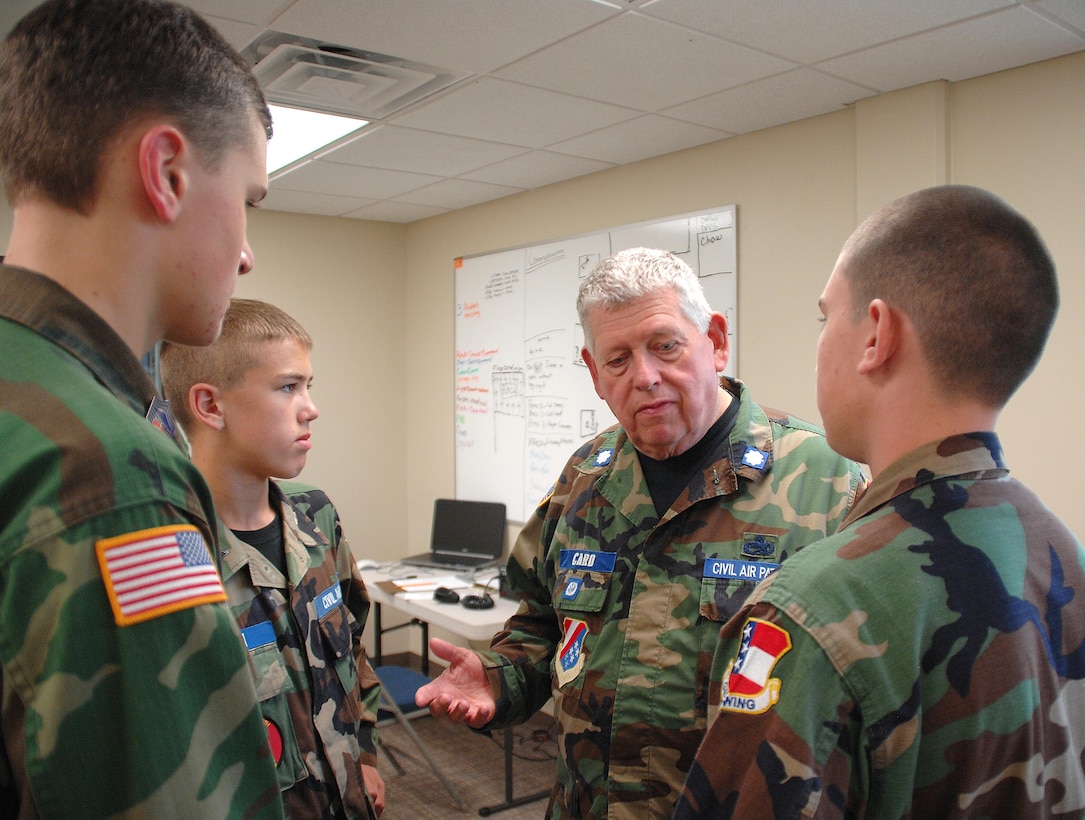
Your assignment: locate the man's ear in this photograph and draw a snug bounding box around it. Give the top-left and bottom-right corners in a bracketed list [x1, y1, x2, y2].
[189, 383, 225, 431]
[857, 298, 896, 375]
[139, 125, 188, 223]
[581, 346, 606, 400]
[707, 312, 730, 373]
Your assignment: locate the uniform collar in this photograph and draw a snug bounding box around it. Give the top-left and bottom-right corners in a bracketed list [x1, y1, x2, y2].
[842, 432, 1006, 528]
[0, 264, 158, 416]
[582, 377, 776, 525]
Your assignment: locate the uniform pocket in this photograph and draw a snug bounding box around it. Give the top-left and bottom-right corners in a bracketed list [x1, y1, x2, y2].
[698, 557, 778, 623]
[553, 567, 610, 615]
[552, 566, 610, 690]
[260, 695, 307, 789]
[246, 632, 299, 701]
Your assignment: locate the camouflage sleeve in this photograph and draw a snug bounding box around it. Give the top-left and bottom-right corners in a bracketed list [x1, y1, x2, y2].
[336, 523, 381, 764]
[479, 499, 562, 727]
[677, 600, 856, 820]
[2, 505, 283, 819]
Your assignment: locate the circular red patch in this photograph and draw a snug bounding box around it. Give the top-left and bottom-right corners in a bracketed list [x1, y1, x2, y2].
[264, 718, 283, 765]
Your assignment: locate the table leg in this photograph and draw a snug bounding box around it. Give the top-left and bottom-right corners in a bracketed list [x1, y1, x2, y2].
[477, 727, 550, 816]
[374, 602, 383, 666]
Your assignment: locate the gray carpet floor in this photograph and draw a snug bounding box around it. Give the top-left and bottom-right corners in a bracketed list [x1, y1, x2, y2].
[376, 711, 558, 819]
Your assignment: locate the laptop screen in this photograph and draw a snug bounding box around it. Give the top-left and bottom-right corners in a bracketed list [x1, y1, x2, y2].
[431, 498, 506, 559]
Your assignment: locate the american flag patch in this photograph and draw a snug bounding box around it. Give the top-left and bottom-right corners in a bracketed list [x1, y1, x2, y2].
[96, 525, 226, 626]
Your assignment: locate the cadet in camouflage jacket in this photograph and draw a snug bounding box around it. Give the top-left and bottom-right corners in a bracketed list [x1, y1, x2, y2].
[479, 376, 864, 819]
[222, 480, 382, 819]
[0, 265, 282, 817]
[676, 433, 1085, 819]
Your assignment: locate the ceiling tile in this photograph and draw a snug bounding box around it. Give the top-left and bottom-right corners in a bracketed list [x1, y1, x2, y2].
[394, 178, 524, 210]
[261, 188, 375, 216]
[344, 201, 450, 223]
[182, 0, 293, 28]
[1036, 0, 1085, 32]
[547, 114, 732, 165]
[326, 125, 527, 177]
[642, 0, 1014, 64]
[196, 13, 260, 48]
[462, 151, 615, 189]
[496, 12, 795, 112]
[392, 77, 639, 147]
[662, 68, 875, 134]
[270, 0, 617, 74]
[272, 160, 442, 199]
[819, 6, 1085, 90]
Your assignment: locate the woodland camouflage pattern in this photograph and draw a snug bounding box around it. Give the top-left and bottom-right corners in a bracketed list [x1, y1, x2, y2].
[0, 264, 282, 817]
[221, 481, 381, 819]
[676, 433, 1085, 819]
[480, 378, 865, 819]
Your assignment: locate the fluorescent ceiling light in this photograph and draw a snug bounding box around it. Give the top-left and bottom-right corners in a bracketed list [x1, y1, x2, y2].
[266, 104, 368, 174]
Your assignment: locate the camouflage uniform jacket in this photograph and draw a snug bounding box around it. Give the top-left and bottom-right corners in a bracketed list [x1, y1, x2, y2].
[481, 377, 865, 820]
[221, 480, 381, 819]
[676, 432, 1085, 819]
[0, 264, 282, 818]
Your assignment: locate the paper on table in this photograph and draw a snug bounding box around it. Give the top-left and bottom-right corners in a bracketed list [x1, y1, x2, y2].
[390, 576, 471, 595]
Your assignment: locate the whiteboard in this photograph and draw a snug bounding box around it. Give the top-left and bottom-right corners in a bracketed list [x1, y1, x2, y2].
[455, 205, 736, 523]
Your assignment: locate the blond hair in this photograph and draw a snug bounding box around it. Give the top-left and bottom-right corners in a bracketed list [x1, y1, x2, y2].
[160, 298, 312, 432]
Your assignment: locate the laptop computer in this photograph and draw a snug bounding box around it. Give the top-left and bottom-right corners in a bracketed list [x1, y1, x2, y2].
[401, 498, 507, 571]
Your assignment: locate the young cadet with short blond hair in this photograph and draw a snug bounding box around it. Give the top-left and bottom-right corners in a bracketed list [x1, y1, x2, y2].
[162, 298, 385, 819]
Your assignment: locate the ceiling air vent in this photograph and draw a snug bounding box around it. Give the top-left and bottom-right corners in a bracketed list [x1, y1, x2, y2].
[241, 32, 470, 121]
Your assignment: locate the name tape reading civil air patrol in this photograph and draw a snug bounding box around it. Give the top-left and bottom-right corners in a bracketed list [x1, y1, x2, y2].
[316, 583, 343, 619]
[703, 558, 779, 582]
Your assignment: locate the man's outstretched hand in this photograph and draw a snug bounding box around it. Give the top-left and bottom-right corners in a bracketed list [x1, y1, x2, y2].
[414, 637, 497, 729]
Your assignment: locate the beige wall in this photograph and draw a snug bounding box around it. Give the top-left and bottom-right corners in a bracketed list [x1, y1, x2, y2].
[2, 51, 1083, 570]
[232, 211, 408, 557]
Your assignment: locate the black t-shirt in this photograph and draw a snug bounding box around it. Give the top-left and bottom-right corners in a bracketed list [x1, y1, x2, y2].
[232, 512, 286, 576]
[638, 397, 740, 518]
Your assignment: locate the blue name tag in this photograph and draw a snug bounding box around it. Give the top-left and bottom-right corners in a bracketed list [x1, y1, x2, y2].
[241, 620, 276, 651]
[316, 583, 343, 619]
[559, 549, 616, 573]
[703, 558, 779, 582]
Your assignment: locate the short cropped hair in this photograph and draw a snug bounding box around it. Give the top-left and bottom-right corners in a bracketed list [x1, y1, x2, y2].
[160, 299, 313, 433]
[842, 185, 1058, 407]
[0, 0, 272, 212]
[577, 247, 712, 354]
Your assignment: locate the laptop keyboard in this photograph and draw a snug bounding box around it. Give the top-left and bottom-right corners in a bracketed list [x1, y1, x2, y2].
[404, 553, 497, 571]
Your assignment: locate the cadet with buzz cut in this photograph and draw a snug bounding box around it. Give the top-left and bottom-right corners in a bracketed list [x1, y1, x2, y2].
[675, 185, 1085, 819]
[0, 0, 280, 816]
[416, 247, 866, 819]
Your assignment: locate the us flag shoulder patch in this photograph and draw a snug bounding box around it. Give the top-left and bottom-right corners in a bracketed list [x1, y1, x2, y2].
[96, 525, 226, 626]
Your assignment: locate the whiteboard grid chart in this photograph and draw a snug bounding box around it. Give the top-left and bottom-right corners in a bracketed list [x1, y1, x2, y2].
[455, 206, 737, 523]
